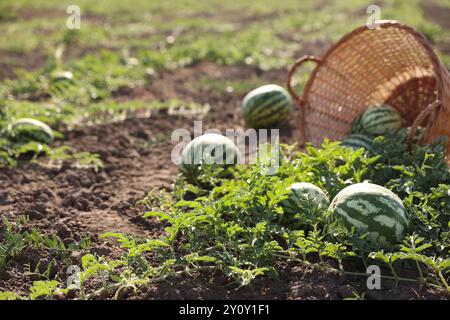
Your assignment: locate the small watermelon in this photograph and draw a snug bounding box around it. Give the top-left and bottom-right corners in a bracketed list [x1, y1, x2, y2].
[280, 182, 330, 215]
[341, 134, 374, 152]
[179, 133, 240, 180]
[10, 118, 54, 145]
[241, 84, 292, 128]
[51, 71, 74, 82]
[358, 104, 402, 136]
[328, 183, 411, 248]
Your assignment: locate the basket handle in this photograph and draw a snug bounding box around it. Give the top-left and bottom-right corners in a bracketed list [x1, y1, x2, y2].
[287, 55, 321, 145]
[287, 55, 321, 105]
[407, 100, 441, 152]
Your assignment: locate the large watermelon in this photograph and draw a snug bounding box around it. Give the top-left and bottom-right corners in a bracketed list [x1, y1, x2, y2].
[358, 104, 402, 136]
[350, 111, 364, 134]
[179, 133, 240, 180]
[341, 134, 374, 152]
[241, 84, 292, 128]
[279, 182, 330, 226]
[10, 118, 54, 145]
[328, 183, 411, 247]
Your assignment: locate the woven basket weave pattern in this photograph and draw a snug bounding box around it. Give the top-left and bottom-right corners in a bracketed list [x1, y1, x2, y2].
[287, 21, 450, 159]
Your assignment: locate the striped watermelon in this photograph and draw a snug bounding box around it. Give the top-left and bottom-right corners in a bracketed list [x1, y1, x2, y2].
[51, 71, 74, 82]
[351, 112, 364, 134]
[328, 183, 411, 247]
[280, 182, 330, 223]
[278, 182, 330, 229]
[341, 134, 374, 152]
[358, 104, 402, 136]
[241, 84, 292, 128]
[10, 118, 54, 144]
[179, 133, 240, 180]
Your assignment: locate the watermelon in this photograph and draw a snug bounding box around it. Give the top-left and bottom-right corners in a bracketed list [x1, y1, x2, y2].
[280, 182, 330, 215]
[341, 134, 374, 152]
[51, 71, 74, 82]
[328, 183, 411, 247]
[10, 118, 54, 144]
[179, 133, 240, 180]
[241, 84, 292, 128]
[358, 104, 402, 136]
[350, 112, 364, 134]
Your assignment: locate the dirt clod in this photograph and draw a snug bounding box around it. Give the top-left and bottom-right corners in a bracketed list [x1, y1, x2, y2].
[337, 284, 356, 299]
[90, 246, 112, 257]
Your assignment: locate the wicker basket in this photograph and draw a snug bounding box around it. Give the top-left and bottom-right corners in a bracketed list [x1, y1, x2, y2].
[287, 20, 450, 160]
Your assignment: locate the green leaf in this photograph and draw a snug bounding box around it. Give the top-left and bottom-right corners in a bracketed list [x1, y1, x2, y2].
[143, 211, 171, 220]
[29, 281, 61, 300]
[175, 200, 203, 209]
[0, 291, 21, 300]
[438, 259, 450, 271]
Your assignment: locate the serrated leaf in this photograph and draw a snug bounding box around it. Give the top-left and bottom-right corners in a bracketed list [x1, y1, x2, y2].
[143, 211, 171, 221]
[175, 200, 203, 209]
[438, 259, 450, 270]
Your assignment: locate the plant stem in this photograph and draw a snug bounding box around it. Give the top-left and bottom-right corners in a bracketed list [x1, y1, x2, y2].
[343, 271, 417, 284]
[437, 270, 450, 292]
[388, 263, 400, 286]
[415, 261, 425, 283]
[272, 251, 447, 291]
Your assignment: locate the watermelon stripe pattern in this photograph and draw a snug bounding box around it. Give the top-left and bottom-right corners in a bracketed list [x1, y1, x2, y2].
[341, 134, 373, 152]
[242, 84, 292, 128]
[351, 112, 364, 134]
[328, 183, 410, 247]
[280, 182, 330, 217]
[10, 118, 54, 144]
[358, 104, 402, 136]
[179, 133, 240, 180]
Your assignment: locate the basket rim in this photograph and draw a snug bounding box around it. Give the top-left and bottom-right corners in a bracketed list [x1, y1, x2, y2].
[302, 20, 445, 106]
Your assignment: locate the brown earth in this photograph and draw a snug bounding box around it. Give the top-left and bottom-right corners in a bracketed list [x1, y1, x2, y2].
[421, 1, 450, 30]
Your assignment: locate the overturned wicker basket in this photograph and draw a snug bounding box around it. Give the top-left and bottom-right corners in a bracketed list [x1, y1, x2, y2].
[287, 20, 450, 160]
